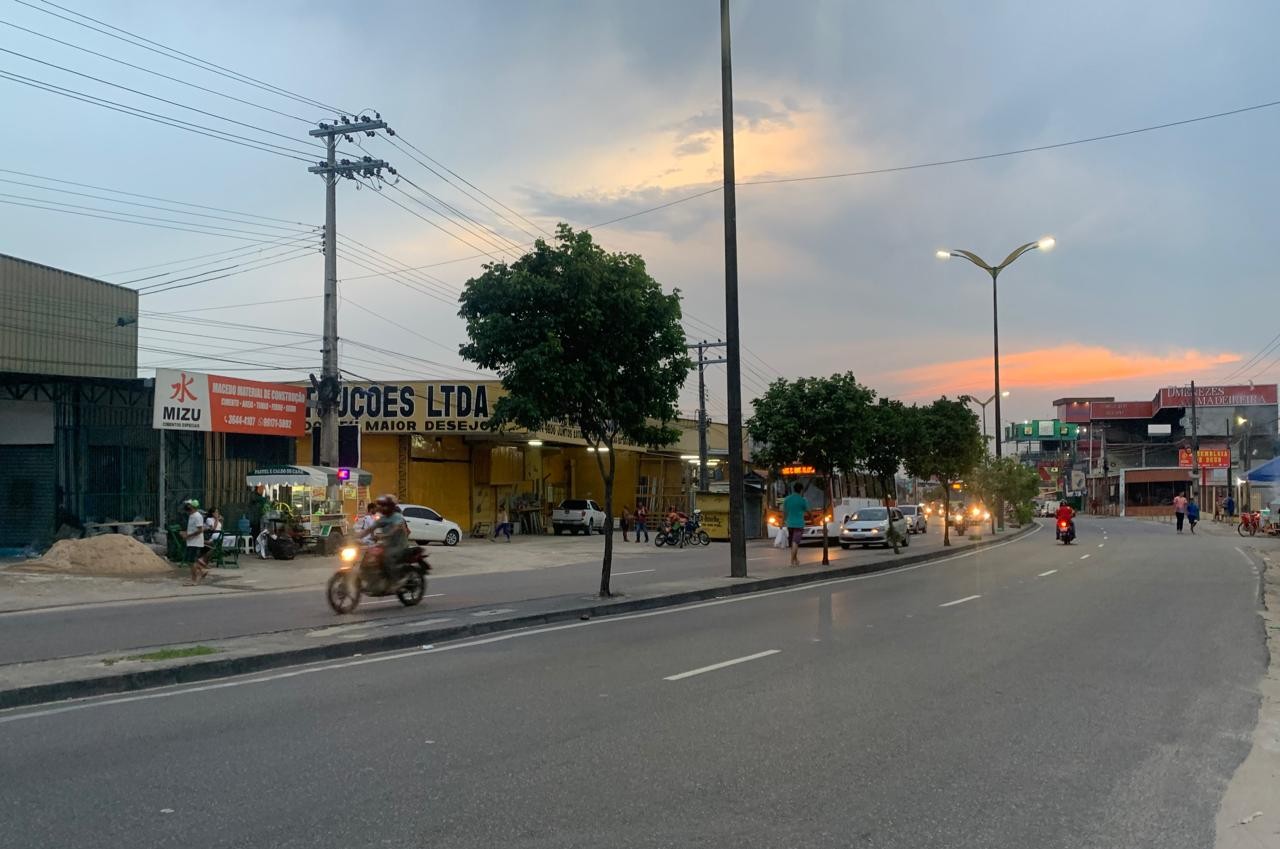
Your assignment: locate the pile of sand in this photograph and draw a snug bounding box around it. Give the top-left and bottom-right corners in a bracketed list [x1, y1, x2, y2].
[29, 535, 172, 577]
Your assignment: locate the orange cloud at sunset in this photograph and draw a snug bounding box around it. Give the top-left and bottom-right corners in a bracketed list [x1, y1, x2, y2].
[889, 345, 1240, 400]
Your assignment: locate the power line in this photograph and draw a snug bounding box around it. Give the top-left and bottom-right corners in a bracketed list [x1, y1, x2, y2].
[337, 253, 458, 309]
[0, 46, 331, 154]
[138, 247, 316, 296]
[0, 168, 315, 228]
[394, 171, 525, 254]
[336, 242, 460, 305]
[98, 234, 316, 276]
[0, 17, 313, 124]
[134, 243, 316, 293]
[115, 235, 320, 285]
[338, 234, 461, 296]
[15, 0, 350, 116]
[0, 196, 314, 241]
[149, 295, 321, 315]
[0, 176, 315, 234]
[385, 134, 547, 240]
[378, 181, 505, 260]
[0, 68, 316, 162]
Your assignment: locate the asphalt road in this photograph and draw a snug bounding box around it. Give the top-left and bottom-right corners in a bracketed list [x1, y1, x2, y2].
[0, 527, 959, 665]
[0, 517, 1266, 849]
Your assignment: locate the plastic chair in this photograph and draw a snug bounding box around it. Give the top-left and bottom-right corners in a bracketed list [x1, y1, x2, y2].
[208, 535, 241, 568]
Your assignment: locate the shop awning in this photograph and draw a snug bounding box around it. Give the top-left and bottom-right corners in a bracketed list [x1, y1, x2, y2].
[1245, 456, 1280, 484]
[246, 465, 372, 487]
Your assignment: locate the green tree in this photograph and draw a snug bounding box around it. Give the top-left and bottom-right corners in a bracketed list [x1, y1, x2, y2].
[903, 397, 984, 546]
[748, 373, 875, 564]
[862, 399, 920, 553]
[458, 225, 691, 596]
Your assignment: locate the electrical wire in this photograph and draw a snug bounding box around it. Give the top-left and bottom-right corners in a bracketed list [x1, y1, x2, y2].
[336, 245, 460, 306]
[338, 234, 461, 296]
[98, 233, 317, 276]
[394, 172, 525, 254]
[115, 235, 320, 285]
[138, 247, 316, 296]
[0, 17, 313, 124]
[0, 196, 313, 242]
[0, 69, 316, 162]
[134, 244, 316, 293]
[379, 182, 505, 260]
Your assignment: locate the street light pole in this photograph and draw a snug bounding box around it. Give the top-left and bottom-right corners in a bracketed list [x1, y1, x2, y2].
[964, 391, 1009, 456]
[938, 237, 1055, 530]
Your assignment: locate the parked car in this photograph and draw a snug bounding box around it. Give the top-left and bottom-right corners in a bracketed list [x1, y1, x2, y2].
[839, 506, 908, 549]
[400, 504, 462, 546]
[552, 498, 605, 535]
[898, 504, 927, 534]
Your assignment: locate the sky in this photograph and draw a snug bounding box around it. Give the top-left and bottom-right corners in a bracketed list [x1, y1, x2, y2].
[3, 0, 1280, 427]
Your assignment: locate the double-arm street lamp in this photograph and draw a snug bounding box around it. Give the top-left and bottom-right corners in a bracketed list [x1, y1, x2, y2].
[965, 390, 1010, 454]
[936, 237, 1055, 462]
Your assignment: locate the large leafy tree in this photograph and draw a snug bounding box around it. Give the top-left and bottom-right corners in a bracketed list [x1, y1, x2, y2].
[903, 397, 984, 546]
[458, 225, 691, 596]
[748, 373, 875, 565]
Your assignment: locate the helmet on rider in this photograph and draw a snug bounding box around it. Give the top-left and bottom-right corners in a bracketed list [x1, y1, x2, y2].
[375, 494, 398, 514]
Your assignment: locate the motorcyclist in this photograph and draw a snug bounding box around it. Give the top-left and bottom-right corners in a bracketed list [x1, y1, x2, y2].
[359, 494, 409, 580]
[1056, 501, 1076, 536]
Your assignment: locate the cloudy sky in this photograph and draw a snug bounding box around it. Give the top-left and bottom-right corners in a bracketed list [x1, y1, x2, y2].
[4, 0, 1279, 425]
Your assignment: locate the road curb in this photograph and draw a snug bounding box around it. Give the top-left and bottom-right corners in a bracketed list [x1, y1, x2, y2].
[0, 524, 1036, 710]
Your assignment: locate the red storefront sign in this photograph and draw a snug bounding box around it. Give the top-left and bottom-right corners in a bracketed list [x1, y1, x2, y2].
[1178, 448, 1230, 468]
[152, 368, 307, 436]
[1159, 384, 1278, 409]
[1090, 400, 1155, 419]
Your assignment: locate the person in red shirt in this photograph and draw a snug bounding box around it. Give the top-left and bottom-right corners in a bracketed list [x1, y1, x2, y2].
[1055, 502, 1075, 524]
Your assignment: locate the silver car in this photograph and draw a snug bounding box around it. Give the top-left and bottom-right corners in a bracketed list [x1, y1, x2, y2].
[897, 504, 927, 534]
[839, 507, 908, 549]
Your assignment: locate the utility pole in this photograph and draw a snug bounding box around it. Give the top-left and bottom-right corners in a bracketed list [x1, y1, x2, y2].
[1189, 379, 1200, 497]
[688, 340, 727, 491]
[720, 0, 747, 579]
[307, 115, 394, 469]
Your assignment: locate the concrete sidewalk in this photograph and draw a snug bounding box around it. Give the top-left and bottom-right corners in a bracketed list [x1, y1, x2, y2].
[0, 523, 1038, 709]
[0, 532, 673, 613]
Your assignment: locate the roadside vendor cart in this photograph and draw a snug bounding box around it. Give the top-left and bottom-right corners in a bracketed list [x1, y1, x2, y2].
[244, 465, 373, 550]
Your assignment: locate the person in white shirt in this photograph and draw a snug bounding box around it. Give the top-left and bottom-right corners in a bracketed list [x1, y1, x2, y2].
[354, 502, 378, 545]
[183, 500, 207, 585]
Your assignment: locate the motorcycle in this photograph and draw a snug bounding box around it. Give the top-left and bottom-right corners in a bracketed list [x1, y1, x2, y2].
[1238, 511, 1262, 537]
[685, 511, 711, 546]
[326, 543, 430, 614]
[1056, 518, 1076, 545]
[654, 520, 685, 548]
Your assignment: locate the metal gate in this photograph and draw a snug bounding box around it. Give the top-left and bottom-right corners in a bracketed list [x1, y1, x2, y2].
[0, 445, 55, 548]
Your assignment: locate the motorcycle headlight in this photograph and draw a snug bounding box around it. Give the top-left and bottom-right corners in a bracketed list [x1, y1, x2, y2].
[340, 546, 359, 562]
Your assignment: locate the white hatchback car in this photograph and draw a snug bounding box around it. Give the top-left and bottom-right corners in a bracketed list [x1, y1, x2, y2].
[839, 506, 908, 549]
[400, 504, 462, 546]
[897, 504, 927, 534]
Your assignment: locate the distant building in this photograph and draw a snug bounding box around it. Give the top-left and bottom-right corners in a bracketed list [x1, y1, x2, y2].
[1007, 384, 1278, 515]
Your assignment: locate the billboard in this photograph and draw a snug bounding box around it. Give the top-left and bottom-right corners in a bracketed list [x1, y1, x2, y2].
[1091, 401, 1155, 419]
[1178, 448, 1231, 468]
[1158, 384, 1277, 409]
[153, 369, 307, 436]
[305, 381, 503, 433]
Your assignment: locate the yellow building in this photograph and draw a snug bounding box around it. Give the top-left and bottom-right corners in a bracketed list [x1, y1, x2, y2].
[297, 380, 727, 534]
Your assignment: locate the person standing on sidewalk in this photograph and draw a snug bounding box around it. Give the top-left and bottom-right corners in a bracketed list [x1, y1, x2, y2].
[1186, 497, 1200, 533]
[1225, 493, 1236, 521]
[1173, 491, 1188, 533]
[634, 503, 649, 543]
[182, 500, 207, 585]
[621, 505, 632, 542]
[783, 482, 808, 567]
[492, 507, 513, 542]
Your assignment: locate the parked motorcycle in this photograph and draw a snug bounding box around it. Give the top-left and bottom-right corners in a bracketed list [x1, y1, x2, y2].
[654, 520, 685, 548]
[1056, 518, 1076, 545]
[326, 544, 430, 614]
[1238, 511, 1262, 537]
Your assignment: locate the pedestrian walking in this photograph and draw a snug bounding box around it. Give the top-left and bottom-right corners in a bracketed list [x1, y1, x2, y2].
[1186, 497, 1200, 533]
[354, 502, 378, 544]
[182, 499, 208, 585]
[1225, 494, 1236, 520]
[783, 482, 808, 567]
[492, 507, 513, 542]
[634, 503, 649, 543]
[1173, 491, 1188, 533]
[621, 505, 633, 542]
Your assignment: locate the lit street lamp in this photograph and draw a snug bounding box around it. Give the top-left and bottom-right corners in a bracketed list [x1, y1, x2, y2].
[938, 236, 1055, 528]
[964, 390, 1010, 454]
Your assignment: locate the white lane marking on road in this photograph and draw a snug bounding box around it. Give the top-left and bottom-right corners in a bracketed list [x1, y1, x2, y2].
[939, 594, 981, 608]
[613, 569, 656, 576]
[664, 650, 780, 681]
[1098, 543, 1104, 548]
[0, 526, 1043, 724]
[1236, 546, 1253, 565]
[1038, 570, 1058, 577]
[1080, 554, 1090, 560]
[424, 593, 445, 598]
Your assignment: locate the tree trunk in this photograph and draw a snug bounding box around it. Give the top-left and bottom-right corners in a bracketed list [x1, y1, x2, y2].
[596, 443, 616, 597]
[821, 472, 832, 565]
[942, 483, 951, 547]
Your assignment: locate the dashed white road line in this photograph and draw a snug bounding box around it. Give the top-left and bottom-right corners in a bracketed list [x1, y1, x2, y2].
[664, 649, 780, 681]
[1038, 570, 1058, 577]
[1098, 543, 1105, 548]
[939, 594, 981, 608]
[1080, 554, 1091, 560]
[613, 569, 656, 576]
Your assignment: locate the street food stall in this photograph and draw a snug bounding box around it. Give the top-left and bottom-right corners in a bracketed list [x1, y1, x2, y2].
[245, 465, 373, 540]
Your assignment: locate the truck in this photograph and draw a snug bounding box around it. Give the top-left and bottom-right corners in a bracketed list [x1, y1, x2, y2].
[552, 498, 606, 535]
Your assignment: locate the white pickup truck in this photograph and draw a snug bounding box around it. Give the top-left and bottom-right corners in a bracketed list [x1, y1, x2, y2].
[552, 498, 606, 535]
